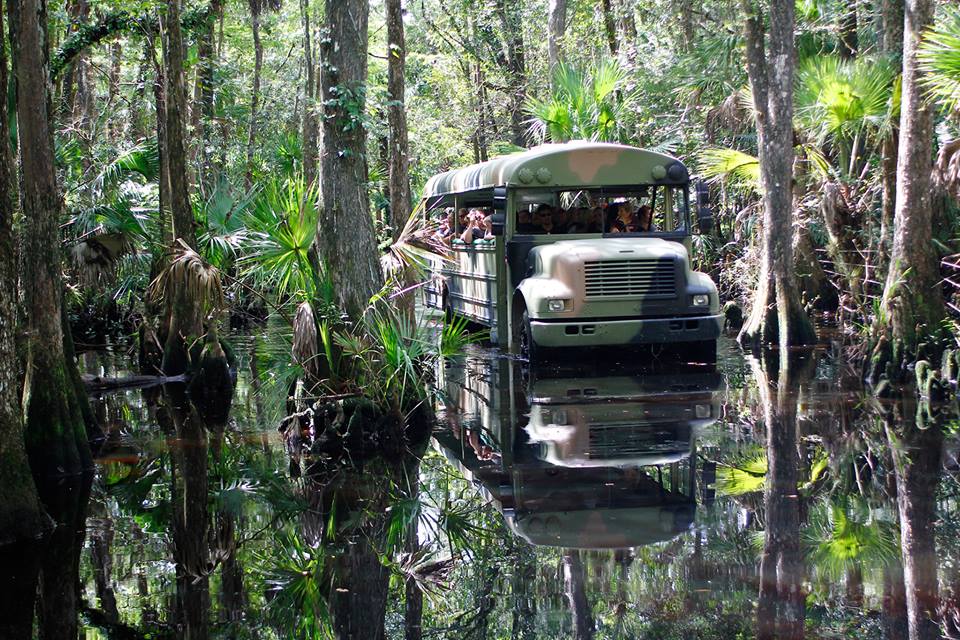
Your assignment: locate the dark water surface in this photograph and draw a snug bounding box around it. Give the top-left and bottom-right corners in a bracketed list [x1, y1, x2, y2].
[5, 333, 960, 639]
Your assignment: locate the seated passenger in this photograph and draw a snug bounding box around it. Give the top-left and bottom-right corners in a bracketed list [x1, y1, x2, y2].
[564, 207, 590, 234]
[532, 204, 555, 234]
[517, 209, 536, 234]
[438, 208, 455, 244]
[552, 208, 570, 234]
[636, 205, 656, 232]
[587, 207, 605, 232]
[606, 203, 628, 233]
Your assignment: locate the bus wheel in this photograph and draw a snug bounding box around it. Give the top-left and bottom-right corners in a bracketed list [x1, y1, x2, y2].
[519, 311, 538, 362]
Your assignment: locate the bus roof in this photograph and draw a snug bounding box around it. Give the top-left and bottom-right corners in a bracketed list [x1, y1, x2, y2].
[422, 141, 688, 199]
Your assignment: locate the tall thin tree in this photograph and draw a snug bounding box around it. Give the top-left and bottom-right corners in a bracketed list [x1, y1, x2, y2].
[872, 0, 945, 377]
[14, 0, 94, 474]
[547, 0, 567, 77]
[387, 0, 410, 239]
[316, 0, 383, 318]
[245, 0, 265, 188]
[737, 0, 816, 349]
[160, 0, 204, 375]
[0, 0, 47, 542]
[300, 0, 319, 186]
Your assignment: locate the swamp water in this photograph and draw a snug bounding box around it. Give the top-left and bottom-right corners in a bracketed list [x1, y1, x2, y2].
[2, 334, 959, 639]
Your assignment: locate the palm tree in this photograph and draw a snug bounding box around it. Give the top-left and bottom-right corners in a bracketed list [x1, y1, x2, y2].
[525, 60, 637, 144]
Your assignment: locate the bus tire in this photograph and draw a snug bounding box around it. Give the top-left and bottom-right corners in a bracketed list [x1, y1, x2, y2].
[519, 311, 538, 362]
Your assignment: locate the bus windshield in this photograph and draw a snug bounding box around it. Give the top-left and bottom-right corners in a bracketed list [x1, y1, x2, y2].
[514, 186, 688, 236]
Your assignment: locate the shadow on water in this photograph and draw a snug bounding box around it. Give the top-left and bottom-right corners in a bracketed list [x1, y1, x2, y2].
[7, 336, 960, 638]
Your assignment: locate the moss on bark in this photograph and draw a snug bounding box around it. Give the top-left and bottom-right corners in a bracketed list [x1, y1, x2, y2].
[24, 351, 93, 477]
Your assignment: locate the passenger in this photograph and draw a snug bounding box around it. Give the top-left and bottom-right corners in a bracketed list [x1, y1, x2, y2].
[532, 204, 555, 234]
[606, 204, 628, 233]
[517, 209, 536, 234]
[459, 209, 485, 244]
[481, 214, 495, 240]
[552, 208, 570, 233]
[438, 208, 455, 244]
[636, 205, 656, 232]
[457, 208, 470, 231]
[587, 206, 605, 233]
[565, 207, 590, 233]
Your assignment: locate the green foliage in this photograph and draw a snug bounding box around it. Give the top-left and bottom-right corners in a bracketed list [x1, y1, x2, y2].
[698, 147, 760, 192]
[794, 55, 896, 146]
[525, 60, 637, 144]
[713, 450, 767, 496]
[920, 6, 960, 113]
[240, 177, 321, 301]
[804, 497, 900, 580]
[195, 181, 257, 269]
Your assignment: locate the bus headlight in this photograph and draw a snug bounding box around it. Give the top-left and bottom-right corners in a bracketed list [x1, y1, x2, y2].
[547, 299, 569, 312]
[692, 294, 710, 307]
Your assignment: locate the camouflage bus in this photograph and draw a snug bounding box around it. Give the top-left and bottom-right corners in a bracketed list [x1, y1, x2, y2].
[422, 141, 720, 362]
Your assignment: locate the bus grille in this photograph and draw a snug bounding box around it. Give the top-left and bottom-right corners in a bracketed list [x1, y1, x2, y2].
[583, 258, 677, 299]
[586, 424, 687, 459]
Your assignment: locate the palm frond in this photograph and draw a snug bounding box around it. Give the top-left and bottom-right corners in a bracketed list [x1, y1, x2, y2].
[149, 241, 225, 313]
[697, 147, 761, 191]
[920, 7, 960, 113]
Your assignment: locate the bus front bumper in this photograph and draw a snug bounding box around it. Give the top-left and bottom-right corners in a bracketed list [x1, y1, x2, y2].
[530, 314, 723, 348]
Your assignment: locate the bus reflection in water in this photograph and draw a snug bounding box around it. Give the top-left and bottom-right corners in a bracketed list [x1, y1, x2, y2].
[434, 357, 721, 549]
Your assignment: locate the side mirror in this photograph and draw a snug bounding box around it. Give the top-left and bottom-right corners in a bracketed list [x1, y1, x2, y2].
[695, 180, 714, 234]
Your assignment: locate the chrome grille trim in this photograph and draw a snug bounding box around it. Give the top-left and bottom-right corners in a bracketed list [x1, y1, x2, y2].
[586, 424, 686, 459]
[583, 258, 677, 299]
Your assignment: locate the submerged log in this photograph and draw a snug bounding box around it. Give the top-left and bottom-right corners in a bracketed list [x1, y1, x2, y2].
[82, 373, 186, 391]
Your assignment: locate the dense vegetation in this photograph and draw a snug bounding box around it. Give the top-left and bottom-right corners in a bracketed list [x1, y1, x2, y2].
[5, 0, 960, 637]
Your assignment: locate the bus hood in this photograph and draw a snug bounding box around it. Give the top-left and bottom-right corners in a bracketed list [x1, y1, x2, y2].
[531, 237, 688, 267]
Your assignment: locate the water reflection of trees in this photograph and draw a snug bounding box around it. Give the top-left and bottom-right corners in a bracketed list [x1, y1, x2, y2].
[13, 349, 960, 638]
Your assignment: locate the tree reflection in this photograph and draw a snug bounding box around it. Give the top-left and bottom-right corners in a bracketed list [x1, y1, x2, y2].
[752, 351, 811, 640]
[159, 384, 212, 640]
[885, 397, 944, 640]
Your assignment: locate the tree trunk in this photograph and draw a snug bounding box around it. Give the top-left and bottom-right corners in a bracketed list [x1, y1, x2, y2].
[387, 0, 410, 241]
[679, 0, 694, 51]
[300, 0, 319, 186]
[316, 0, 383, 318]
[886, 399, 943, 640]
[876, 0, 903, 291]
[128, 36, 153, 141]
[493, 0, 526, 147]
[403, 462, 422, 640]
[107, 41, 122, 141]
[511, 545, 537, 639]
[600, 0, 618, 56]
[194, 0, 223, 181]
[36, 474, 93, 640]
[160, 0, 203, 375]
[838, 2, 858, 60]
[563, 550, 595, 639]
[753, 352, 808, 640]
[737, 0, 816, 350]
[474, 62, 490, 163]
[162, 386, 210, 640]
[873, 0, 945, 377]
[244, 0, 263, 189]
[547, 0, 567, 76]
[0, 0, 47, 544]
[881, 0, 904, 55]
[14, 0, 93, 476]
